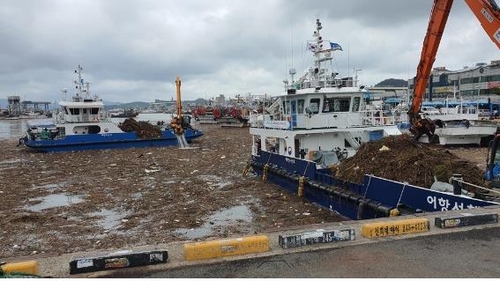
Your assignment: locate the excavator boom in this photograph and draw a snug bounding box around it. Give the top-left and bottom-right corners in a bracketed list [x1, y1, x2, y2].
[464, 0, 500, 48]
[175, 76, 182, 120]
[409, 0, 500, 140]
[409, 0, 453, 122]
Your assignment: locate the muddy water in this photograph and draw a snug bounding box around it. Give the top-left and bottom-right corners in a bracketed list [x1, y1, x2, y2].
[174, 204, 255, 240]
[26, 193, 85, 212]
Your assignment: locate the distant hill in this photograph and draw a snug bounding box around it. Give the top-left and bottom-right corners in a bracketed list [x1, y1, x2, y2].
[104, 101, 149, 110]
[375, 78, 408, 87]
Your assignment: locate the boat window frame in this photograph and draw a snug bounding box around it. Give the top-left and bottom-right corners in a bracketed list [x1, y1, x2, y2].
[297, 99, 305, 114]
[352, 97, 361, 112]
[309, 98, 320, 114]
[323, 97, 351, 112]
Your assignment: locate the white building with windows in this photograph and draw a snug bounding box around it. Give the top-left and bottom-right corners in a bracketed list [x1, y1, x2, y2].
[407, 60, 500, 102]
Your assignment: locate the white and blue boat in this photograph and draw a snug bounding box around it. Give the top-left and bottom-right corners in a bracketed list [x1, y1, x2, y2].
[248, 19, 500, 220]
[19, 65, 203, 152]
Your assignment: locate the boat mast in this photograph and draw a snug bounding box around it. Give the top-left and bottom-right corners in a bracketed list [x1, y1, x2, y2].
[74, 65, 85, 100]
[312, 19, 332, 88]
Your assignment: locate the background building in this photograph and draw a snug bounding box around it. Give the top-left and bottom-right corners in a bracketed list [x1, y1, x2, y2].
[407, 60, 500, 102]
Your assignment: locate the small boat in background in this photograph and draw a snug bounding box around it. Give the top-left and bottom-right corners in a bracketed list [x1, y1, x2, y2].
[398, 101, 500, 146]
[110, 108, 139, 118]
[18, 65, 203, 152]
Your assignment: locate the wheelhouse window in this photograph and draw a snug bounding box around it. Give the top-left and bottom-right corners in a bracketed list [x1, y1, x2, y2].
[69, 108, 80, 115]
[297, 99, 305, 114]
[310, 98, 320, 114]
[323, 97, 351, 112]
[352, 97, 360, 112]
[91, 108, 99, 114]
[282, 100, 291, 115]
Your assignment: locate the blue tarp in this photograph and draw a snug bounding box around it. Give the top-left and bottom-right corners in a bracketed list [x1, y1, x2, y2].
[384, 97, 402, 104]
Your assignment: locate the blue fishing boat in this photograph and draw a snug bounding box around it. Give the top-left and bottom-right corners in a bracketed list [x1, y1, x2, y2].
[247, 19, 500, 220]
[18, 65, 203, 152]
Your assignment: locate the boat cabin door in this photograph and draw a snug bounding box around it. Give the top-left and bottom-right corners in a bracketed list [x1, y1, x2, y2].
[291, 100, 297, 127]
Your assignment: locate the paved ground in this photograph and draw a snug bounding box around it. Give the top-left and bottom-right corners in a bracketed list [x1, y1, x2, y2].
[144, 227, 500, 278]
[14, 205, 500, 278]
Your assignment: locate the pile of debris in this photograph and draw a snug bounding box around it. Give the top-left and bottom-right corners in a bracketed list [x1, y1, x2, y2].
[334, 134, 486, 188]
[118, 118, 163, 139]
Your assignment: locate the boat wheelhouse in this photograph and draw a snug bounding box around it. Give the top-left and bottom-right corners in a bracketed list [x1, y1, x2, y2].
[249, 19, 401, 167]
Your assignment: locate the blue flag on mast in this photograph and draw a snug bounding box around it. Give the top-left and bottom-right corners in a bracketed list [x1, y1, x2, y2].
[330, 42, 343, 51]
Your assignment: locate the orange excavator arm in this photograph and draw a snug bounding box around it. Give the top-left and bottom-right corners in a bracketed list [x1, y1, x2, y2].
[409, 0, 500, 140]
[409, 0, 453, 125]
[171, 76, 184, 135]
[175, 76, 182, 121]
[464, 0, 500, 48]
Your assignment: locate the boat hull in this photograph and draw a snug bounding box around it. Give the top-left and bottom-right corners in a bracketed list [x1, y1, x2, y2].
[24, 129, 203, 152]
[251, 151, 500, 220]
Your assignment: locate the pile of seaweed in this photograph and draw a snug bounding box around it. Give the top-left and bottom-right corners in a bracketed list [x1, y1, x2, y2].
[333, 134, 486, 188]
[118, 118, 163, 139]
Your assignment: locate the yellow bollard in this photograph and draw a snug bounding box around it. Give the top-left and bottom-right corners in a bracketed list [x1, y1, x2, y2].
[389, 208, 400, 217]
[262, 164, 269, 181]
[242, 161, 251, 176]
[1, 260, 39, 276]
[298, 176, 305, 197]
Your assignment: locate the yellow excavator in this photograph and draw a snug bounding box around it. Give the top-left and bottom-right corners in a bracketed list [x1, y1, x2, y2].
[408, 0, 500, 141]
[170, 76, 185, 136]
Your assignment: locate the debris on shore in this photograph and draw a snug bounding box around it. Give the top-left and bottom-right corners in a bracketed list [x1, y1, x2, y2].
[334, 134, 486, 188]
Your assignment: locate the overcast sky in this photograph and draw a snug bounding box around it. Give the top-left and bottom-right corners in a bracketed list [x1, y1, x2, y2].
[0, 0, 498, 104]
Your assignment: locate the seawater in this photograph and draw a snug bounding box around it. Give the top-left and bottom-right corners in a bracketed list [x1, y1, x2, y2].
[0, 113, 173, 140]
[0, 119, 28, 140]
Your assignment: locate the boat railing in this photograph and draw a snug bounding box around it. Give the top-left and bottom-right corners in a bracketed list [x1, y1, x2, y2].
[55, 112, 112, 124]
[360, 110, 396, 126]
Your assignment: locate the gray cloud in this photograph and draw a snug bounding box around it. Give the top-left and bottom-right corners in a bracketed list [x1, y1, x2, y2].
[0, 0, 497, 103]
